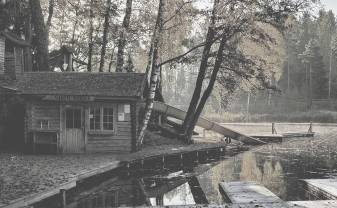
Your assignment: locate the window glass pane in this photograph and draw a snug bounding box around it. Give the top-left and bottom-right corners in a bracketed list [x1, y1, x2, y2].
[39, 120, 49, 129]
[90, 108, 101, 130]
[103, 108, 113, 130]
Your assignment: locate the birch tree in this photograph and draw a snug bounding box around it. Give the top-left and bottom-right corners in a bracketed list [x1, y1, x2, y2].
[137, 0, 165, 147]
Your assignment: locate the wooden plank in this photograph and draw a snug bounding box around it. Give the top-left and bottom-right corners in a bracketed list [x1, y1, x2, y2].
[2, 181, 76, 208]
[288, 200, 337, 208]
[301, 179, 337, 200]
[283, 132, 315, 138]
[250, 134, 283, 143]
[151, 102, 265, 145]
[219, 181, 283, 204]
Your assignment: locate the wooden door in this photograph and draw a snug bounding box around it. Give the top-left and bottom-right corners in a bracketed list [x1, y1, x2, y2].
[64, 108, 84, 153]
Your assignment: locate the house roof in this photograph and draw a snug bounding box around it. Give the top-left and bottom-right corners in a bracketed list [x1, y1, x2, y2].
[13, 72, 146, 98]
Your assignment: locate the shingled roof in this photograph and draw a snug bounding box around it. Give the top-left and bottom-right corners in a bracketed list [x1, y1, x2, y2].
[14, 72, 146, 97]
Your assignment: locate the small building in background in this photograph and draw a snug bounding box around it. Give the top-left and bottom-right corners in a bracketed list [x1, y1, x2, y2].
[0, 31, 146, 154]
[49, 45, 87, 72]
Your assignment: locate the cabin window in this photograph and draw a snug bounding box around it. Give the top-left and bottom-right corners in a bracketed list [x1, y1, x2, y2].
[103, 108, 114, 130]
[89, 107, 114, 131]
[118, 104, 131, 122]
[66, 109, 82, 128]
[38, 120, 49, 129]
[90, 108, 101, 130]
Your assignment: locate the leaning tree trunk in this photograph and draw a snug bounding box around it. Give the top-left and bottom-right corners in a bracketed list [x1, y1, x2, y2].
[184, 32, 227, 142]
[115, 0, 133, 72]
[87, 0, 94, 72]
[181, 0, 219, 143]
[29, 0, 50, 71]
[99, 0, 112, 72]
[137, 0, 165, 148]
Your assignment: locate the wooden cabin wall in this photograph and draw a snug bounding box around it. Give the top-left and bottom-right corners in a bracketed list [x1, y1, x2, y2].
[14, 47, 23, 79]
[0, 36, 4, 74]
[4, 51, 15, 78]
[86, 102, 133, 153]
[27, 102, 60, 130]
[25, 101, 136, 154]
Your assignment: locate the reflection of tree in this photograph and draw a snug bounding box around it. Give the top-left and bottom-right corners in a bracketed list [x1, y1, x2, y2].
[196, 157, 240, 204]
[240, 152, 286, 199]
[163, 182, 195, 205]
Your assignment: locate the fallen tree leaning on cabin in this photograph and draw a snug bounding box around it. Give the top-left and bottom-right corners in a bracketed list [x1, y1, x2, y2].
[137, 0, 166, 148]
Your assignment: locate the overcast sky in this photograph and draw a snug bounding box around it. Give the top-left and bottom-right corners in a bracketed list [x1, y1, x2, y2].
[321, 0, 337, 14]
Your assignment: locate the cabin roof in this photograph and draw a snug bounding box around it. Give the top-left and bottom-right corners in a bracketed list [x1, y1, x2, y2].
[4, 72, 146, 98]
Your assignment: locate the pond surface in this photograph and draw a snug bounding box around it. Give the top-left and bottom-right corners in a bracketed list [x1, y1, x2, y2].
[37, 124, 337, 207]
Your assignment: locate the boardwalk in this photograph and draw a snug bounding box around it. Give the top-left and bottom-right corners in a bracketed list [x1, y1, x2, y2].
[219, 181, 284, 204]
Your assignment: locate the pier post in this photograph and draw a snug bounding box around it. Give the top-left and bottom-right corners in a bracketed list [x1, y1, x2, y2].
[141, 159, 144, 169]
[60, 189, 66, 208]
[126, 163, 130, 176]
[308, 122, 313, 133]
[272, 123, 277, 134]
[162, 156, 165, 169]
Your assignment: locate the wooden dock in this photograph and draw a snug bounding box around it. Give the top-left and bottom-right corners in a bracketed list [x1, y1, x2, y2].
[219, 181, 284, 204]
[301, 179, 337, 200]
[250, 134, 284, 143]
[288, 200, 337, 208]
[283, 132, 315, 138]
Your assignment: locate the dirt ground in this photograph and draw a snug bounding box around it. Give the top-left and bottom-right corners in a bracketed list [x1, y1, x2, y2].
[0, 131, 231, 206]
[0, 153, 120, 206]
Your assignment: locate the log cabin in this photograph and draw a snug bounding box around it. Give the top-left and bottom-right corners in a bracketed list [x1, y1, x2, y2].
[0, 31, 146, 154]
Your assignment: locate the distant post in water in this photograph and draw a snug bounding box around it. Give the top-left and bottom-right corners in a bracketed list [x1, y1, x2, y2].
[272, 123, 277, 134]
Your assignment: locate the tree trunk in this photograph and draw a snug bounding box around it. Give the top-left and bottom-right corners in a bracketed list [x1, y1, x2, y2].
[329, 48, 332, 99]
[29, 0, 50, 71]
[181, 0, 219, 142]
[183, 31, 227, 143]
[87, 0, 94, 72]
[137, 0, 165, 148]
[115, 0, 133, 72]
[99, 0, 112, 72]
[46, 0, 54, 34]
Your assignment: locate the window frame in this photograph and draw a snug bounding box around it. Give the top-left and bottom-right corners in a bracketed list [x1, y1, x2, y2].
[117, 104, 131, 122]
[89, 105, 116, 132]
[38, 119, 50, 129]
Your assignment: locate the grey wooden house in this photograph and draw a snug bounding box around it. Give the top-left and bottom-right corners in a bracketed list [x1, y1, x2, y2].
[0, 31, 146, 154]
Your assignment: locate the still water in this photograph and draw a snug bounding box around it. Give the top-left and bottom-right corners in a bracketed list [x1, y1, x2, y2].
[38, 124, 337, 207]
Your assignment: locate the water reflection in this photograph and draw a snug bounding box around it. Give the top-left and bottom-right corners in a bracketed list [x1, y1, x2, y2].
[36, 131, 337, 207]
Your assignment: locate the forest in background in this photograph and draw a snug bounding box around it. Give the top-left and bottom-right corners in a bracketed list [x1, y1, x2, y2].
[1, 0, 323, 126]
